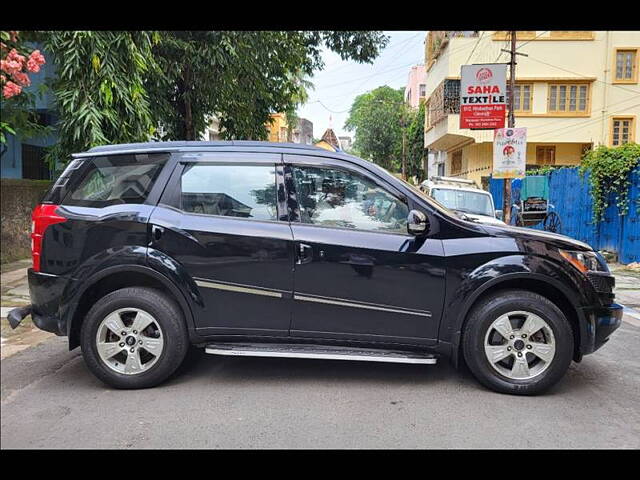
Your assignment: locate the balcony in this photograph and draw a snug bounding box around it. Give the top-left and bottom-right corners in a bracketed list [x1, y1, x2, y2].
[426, 79, 460, 127]
[425, 78, 496, 151]
[426, 31, 480, 67]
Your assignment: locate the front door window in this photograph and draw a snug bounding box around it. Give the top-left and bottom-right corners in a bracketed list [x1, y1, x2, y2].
[290, 165, 409, 234]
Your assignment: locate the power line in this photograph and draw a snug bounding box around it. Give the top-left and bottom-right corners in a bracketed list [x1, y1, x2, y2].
[524, 54, 640, 95]
[526, 101, 640, 139]
[464, 31, 485, 65]
[316, 31, 424, 80]
[515, 31, 549, 51]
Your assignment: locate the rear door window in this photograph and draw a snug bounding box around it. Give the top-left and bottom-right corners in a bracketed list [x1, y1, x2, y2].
[61, 154, 168, 207]
[180, 164, 278, 221]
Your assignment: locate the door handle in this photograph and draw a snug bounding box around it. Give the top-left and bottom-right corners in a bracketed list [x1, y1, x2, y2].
[296, 243, 313, 265]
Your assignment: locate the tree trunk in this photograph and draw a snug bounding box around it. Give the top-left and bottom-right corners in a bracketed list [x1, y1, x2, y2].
[183, 66, 195, 140]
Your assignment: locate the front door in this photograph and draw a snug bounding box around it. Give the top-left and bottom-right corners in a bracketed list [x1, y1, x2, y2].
[284, 156, 445, 345]
[149, 152, 294, 337]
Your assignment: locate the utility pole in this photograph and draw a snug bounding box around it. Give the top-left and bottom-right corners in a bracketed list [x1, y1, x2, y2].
[400, 106, 407, 180]
[499, 31, 527, 225]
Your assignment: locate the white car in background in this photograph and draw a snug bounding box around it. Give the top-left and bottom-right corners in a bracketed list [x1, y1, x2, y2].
[419, 176, 506, 226]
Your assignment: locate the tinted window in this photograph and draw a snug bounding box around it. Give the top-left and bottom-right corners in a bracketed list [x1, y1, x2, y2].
[62, 154, 168, 207]
[291, 165, 408, 233]
[181, 164, 277, 221]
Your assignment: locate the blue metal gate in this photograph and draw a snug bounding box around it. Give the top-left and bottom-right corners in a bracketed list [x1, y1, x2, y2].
[489, 167, 640, 264]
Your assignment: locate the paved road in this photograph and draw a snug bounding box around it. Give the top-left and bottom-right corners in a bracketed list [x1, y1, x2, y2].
[2, 317, 639, 449]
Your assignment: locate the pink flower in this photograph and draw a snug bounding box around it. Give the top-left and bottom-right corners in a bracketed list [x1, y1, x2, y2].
[1, 59, 22, 75]
[3, 80, 22, 99]
[13, 71, 31, 86]
[7, 49, 25, 65]
[0, 74, 5, 83]
[29, 50, 45, 66]
[26, 58, 40, 73]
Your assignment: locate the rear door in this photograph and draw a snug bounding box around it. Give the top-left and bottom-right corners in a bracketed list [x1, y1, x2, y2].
[148, 152, 295, 337]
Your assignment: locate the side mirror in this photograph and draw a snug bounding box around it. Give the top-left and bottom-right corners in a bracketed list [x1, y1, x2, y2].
[407, 209, 429, 236]
[495, 209, 503, 220]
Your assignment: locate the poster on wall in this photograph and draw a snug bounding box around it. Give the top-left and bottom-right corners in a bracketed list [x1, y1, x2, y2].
[460, 64, 507, 130]
[493, 127, 527, 178]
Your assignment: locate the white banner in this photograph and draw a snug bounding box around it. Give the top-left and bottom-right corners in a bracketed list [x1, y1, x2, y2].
[493, 127, 527, 178]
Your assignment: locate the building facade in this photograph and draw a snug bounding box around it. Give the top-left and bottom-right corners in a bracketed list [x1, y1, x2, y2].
[200, 115, 222, 141]
[266, 113, 314, 144]
[338, 136, 353, 151]
[423, 31, 640, 186]
[404, 65, 427, 109]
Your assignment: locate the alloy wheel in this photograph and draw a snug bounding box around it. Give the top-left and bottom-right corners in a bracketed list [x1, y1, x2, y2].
[95, 307, 164, 375]
[483, 310, 556, 380]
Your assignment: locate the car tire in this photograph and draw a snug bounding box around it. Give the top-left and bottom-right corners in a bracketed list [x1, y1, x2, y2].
[80, 287, 189, 389]
[462, 289, 573, 395]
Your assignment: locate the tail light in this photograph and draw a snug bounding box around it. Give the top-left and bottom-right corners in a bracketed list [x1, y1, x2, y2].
[31, 204, 67, 272]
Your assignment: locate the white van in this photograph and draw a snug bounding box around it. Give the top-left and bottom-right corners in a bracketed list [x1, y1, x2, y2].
[419, 176, 506, 226]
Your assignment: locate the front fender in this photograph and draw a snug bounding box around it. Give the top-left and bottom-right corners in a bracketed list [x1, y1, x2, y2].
[441, 254, 591, 364]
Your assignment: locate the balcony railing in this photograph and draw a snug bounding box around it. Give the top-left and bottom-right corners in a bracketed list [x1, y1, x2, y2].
[427, 79, 460, 127]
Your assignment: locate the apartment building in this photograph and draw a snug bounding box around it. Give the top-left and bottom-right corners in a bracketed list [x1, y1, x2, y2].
[404, 65, 427, 109]
[423, 31, 640, 186]
[266, 113, 314, 144]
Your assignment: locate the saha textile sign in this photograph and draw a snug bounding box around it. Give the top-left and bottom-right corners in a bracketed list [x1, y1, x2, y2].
[460, 64, 507, 130]
[493, 127, 527, 178]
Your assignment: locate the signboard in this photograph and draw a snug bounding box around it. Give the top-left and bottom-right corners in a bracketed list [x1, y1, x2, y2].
[460, 64, 507, 130]
[493, 127, 527, 178]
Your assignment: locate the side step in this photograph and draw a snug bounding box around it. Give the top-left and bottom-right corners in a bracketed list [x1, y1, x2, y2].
[205, 343, 437, 365]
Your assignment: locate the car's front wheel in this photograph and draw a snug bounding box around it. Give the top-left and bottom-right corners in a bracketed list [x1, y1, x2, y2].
[462, 290, 574, 395]
[80, 287, 189, 389]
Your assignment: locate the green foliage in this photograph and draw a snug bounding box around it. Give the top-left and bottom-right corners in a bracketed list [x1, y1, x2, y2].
[579, 143, 640, 224]
[525, 165, 566, 176]
[40, 30, 387, 164]
[344, 86, 405, 171]
[405, 101, 426, 181]
[43, 31, 159, 168]
[148, 31, 387, 141]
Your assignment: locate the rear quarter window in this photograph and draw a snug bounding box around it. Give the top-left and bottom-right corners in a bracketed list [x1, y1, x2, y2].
[60, 154, 169, 207]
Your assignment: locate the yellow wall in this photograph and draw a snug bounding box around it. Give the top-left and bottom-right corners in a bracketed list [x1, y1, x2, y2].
[267, 113, 288, 143]
[446, 142, 584, 185]
[425, 31, 640, 181]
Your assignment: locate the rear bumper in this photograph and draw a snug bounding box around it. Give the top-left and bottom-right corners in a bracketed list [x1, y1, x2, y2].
[7, 269, 70, 336]
[580, 303, 623, 355]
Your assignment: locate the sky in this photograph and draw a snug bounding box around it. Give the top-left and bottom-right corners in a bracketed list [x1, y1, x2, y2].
[297, 31, 427, 140]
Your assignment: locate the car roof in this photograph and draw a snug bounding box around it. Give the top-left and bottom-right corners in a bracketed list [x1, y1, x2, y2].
[71, 140, 378, 173]
[427, 183, 490, 195]
[77, 141, 329, 156]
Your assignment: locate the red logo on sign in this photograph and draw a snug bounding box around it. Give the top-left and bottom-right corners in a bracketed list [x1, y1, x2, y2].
[476, 68, 493, 84]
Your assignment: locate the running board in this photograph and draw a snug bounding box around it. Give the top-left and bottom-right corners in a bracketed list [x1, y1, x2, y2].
[204, 343, 437, 365]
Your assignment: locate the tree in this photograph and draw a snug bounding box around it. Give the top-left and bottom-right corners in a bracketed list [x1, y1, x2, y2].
[43, 31, 159, 166]
[40, 31, 389, 163]
[344, 86, 404, 171]
[148, 31, 388, 141]
[0, 31, 49, 149]
[405, 101, 427, 181]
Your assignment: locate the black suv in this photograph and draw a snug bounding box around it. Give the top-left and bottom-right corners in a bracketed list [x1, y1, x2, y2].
[8, 141, 622, 395]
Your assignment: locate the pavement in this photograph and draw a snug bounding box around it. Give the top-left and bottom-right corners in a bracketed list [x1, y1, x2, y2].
[1, 259, 639, 449]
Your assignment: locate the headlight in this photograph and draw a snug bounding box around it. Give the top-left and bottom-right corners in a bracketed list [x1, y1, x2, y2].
[559, 249, 609, 274]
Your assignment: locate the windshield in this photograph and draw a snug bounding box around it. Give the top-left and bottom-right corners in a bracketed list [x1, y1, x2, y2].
[431, 188, 494, 217]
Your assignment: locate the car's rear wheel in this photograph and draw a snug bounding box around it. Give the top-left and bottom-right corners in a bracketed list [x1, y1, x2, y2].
[462, 290, 573, 395]
[81, 287, 189, 389]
